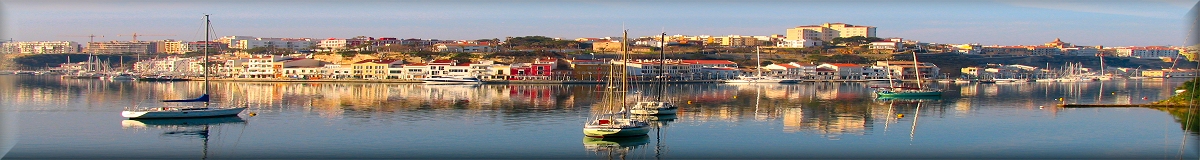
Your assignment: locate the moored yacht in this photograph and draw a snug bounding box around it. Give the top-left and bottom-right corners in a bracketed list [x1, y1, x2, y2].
[422, 76, 483, 85]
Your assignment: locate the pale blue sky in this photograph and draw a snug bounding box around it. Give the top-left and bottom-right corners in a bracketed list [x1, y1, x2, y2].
[2, 0, 1197, 46]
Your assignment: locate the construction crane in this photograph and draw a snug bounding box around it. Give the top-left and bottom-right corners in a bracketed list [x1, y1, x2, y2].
[118, 32, 175, 42]
[59, 34, 105, 43]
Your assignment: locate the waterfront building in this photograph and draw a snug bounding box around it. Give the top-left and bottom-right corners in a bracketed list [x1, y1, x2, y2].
[1115, 46, 1182, 59]
[763, 63, 803, 79]
[618, 59, 692, 79]
[876, 61, 940, 80]
[401, 63, 429, 79]
[566, 59, 611, 80]
[241, 56, 294, 78]
[816, 63, 864, 80]
[85, 41, 154, 54]
[220, 59, 249, 78]
[785, 22, 877, 42]
[276, 58, 328, 79]
[1141, 69, 1198, 78]
[351, 59, 402, 79]
[863, 66, 889, 79]
[323, 64, 353, 79]
[697, 67, 740, 80]
[508, 62, 553, 80]
[0, 41, 82, 54]
[133, 57, 196, 74]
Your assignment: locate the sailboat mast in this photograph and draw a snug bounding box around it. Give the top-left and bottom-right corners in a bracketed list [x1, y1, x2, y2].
[913, 52, 923, 87]
[621, 29, 629, 116]
[203, 14, 210, 95]
[755, 46, 762, 77]
[658, 32, 666, 102]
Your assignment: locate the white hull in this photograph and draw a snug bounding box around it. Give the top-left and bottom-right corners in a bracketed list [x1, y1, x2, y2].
[423, 81, 483, 85]
[422, 77, 483, 85]
[122, 107, 247, 119]
[629, 101, 678, 115]
[583, 125, 650, 137]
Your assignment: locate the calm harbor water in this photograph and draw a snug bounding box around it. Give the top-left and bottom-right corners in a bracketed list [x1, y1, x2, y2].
[1, 75, 1198, 159]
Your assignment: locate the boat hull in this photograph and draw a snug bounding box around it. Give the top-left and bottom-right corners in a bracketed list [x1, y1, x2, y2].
[629, 107, 678, 115]
[122, 107, 247, 119]
[876, 91, 943, 97]
[423, 81, 483, 85]
[583, 126, 650, 138]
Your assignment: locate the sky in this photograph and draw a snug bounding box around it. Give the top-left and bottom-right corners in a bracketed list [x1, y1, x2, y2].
[1, 0, 1198, 47]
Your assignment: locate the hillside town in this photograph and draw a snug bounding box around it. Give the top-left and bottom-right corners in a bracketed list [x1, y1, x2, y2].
[3, 22, 1197, 81]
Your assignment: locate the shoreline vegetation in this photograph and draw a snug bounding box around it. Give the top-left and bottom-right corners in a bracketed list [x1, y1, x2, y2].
[1157, 77, 1200, 105]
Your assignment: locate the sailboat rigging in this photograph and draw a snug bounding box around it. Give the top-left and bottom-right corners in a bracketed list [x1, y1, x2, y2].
[724, 46, 799, 83]
[583, 29, 651, 138]
[630, 32, 679, 115]
[874, 52, 943, 97]
[121, 14, 247, 119]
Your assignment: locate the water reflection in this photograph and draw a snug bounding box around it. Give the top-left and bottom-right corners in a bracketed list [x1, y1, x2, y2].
[4, 75, 1198, 158]
[120, 117, 247, 159]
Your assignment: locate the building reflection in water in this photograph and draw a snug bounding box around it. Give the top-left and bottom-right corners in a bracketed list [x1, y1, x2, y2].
[3, 75, 1194, 140]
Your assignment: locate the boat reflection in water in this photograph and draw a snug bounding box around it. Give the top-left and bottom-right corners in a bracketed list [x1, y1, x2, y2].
[121, 116, 247, 159]
[583, 135, 650, 159]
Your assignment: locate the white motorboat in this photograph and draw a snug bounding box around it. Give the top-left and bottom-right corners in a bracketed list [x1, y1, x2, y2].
[422, 76, 483, 85]
[122, 15, 247, 119]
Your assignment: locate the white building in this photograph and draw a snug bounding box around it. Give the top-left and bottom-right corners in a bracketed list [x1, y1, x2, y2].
[868, 41, 902, 51]
[236, 38, 317, 51]
[776, 39, 822, 48]
[817, 63, 865, 80]
[1115, 46, 1181, 59]
[0, 41, 83, 54]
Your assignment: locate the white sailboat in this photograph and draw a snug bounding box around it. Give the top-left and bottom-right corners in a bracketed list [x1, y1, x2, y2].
[630, 32, 679, 115]
[724, 46, 798, 83]
[583, 30, 651, 138]
[421, 75, 483, 85]
[122, 14, 247, 119]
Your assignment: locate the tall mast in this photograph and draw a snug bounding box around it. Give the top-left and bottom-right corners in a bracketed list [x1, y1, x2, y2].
[620, 29, 629, 115]
[755, 46, 761, 77]
[203, 14, 210, 95]
[913, 52, 923, 88]
[658, 32, 666, 102]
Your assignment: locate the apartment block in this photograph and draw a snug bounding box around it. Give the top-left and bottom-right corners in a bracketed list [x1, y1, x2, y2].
[86, 41, 155, 54]
[0, 41, 82, 54]
[786, 23, 877, 41]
